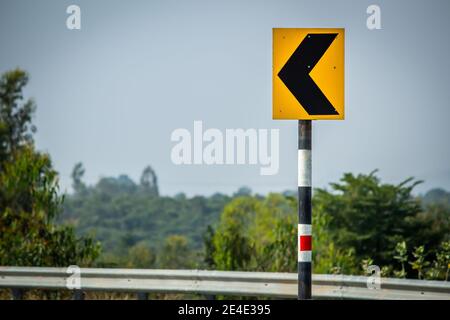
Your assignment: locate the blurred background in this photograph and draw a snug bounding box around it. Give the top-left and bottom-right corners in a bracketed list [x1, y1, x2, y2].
[0, 0, 448, 294]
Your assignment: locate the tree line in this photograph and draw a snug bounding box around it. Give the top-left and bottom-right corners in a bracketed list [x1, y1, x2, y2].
[1, 69, 449, 281]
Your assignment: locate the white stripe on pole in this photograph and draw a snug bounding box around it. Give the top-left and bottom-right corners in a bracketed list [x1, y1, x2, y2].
[298, 150, 311, 187]
[298, 224, 312, 236]
[298, 251, 312, 262]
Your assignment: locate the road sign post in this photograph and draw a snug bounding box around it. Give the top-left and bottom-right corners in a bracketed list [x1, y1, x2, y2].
[273, 28, 344, 300]
[298, 120, 312, 299]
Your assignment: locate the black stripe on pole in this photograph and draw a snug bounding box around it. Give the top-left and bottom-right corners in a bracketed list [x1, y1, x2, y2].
[298, 262, 312, 299]
[298, 120, 311, 150]
[298, 187, 312, 225]
[298, 120, 312, 300]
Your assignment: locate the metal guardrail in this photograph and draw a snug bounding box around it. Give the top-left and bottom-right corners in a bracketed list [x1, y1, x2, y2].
[0, 267, 449, 300]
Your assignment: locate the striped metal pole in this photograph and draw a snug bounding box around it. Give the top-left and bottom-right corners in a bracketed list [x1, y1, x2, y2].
[298, 120, 312, 299]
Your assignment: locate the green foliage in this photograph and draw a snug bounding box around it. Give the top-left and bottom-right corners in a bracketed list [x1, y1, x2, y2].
[313, 171, 433, 268]
[203, 225, 216, 269]
[361, 258, 374, 275]
[385, 240, 450, 280]
[393, 241, 408, 278]
[262, 217, 297, 272]
[210, 194, 297, 272]
[233, 186, 252, 197]
[205, 171, 449, 280]
[380, 266, 393, 277]
[312, 191, 358, 275]
[140, 165, 159, 197]
[434, 242, 450, 280]
[158, 235, 194, 269]
[126, 241, 156, 268]
[421, 188, 450, 208]
[409, 246, 430, 280]
[212, 197, 259, 270]
[62, 168, 232, 256]
[0, 69, 36, 162]
[414, 203, 450, 246]
[313, 242, 357, 275]
[0, 68, 100, 267]
[71, 162, 87, 195]
[61, 162, 450, 280]
[0, 146, 99, 266]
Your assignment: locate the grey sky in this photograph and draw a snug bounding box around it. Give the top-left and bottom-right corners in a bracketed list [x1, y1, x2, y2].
[1, 0, 449, 196]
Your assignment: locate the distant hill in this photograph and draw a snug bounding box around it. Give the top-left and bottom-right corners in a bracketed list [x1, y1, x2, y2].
[421, 188, 450, 207]
[59, 166, 254, 255]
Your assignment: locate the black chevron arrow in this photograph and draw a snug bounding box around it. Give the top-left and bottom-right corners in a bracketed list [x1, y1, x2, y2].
[278, 33, 339, 115]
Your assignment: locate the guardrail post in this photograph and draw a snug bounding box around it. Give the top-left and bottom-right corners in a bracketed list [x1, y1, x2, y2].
[137, 292, 149, 300]
[73, 290, 85, 300]
[11, 288, 24, 300]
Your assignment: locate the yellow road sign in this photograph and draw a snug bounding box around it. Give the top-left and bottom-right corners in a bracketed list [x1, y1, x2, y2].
[273, 28, 345, 120]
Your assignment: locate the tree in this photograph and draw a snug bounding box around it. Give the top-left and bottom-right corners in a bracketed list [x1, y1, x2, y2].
[140, 165, 159, 197]
[313, 171, 429, 267]
[212, 197, 259, 270]
[203, 225, 216, 269]
[0, 69, 36, 163]
[158, 235, 193, 269]
[96, 175, 137, 196]
[414, 203, 450, 247]
[233, 186, 252, 197]
[409, 245, 430, 280]
[0, 69, 100, 267]
[127, 242, 156, 268]
[71, 162, 86, 194]
[211, 194, 297, 271]
[393, 241, 408, 278]
[433, 242, 450, 280]
[261, 217, 297, 272]
[421, 188, 450, 207]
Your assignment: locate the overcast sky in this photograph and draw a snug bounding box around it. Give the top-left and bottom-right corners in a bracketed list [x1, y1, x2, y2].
[1, 0, 449, 196]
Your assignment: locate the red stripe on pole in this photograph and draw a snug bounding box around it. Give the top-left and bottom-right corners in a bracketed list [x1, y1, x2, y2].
[299, 235, 312, 251]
